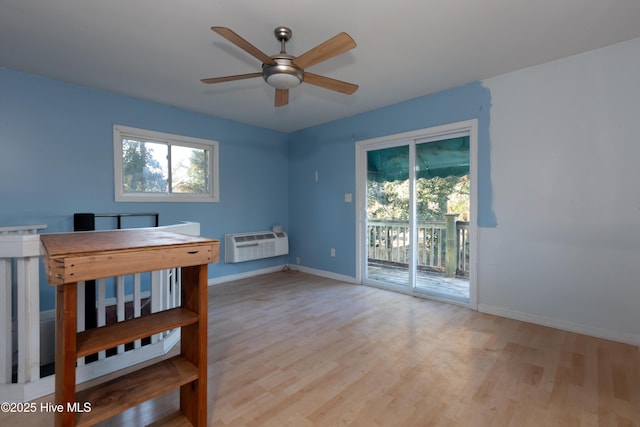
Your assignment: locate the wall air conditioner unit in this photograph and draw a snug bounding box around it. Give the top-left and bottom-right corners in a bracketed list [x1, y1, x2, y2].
[224, 230, 288, 263]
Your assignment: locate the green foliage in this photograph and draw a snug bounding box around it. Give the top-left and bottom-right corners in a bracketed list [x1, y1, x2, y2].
[367, 175, 469, 221]
[172, 148, 208, 194]
[122, 140, 166, 192]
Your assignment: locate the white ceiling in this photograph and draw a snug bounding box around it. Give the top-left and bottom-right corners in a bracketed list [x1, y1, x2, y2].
[2, 0, 640, 133]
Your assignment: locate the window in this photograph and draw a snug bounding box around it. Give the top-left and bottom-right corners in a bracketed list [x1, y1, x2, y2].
[114, 125, 219, 202]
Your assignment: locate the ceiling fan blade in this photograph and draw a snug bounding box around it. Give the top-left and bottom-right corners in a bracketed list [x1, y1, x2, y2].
[303, 72, 358, 95]
[212, 27, 276, 65]
[275, 89, 289, 107]
[200, 72, 263, 84]
[292, 32, 356, 70]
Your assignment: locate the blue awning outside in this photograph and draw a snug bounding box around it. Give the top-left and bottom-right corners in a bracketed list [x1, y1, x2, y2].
[367, 136, 469, 182]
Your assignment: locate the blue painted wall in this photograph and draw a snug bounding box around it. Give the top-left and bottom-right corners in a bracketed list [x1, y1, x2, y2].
[1, 68, 289, 310]
[1, 68, 492, 311]
[287, 82, 493, 277]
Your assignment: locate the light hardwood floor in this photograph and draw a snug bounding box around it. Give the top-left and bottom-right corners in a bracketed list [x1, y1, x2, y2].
[3, 271, 639, 426]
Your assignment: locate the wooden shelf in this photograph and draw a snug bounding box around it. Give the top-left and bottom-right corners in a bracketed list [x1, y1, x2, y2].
[75, 355, 198, 427]
[76, 307, 198, 358]
[40, 229, 218, 426]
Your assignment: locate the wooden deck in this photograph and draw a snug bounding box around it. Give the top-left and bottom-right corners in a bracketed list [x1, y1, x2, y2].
[367, 262, 470, 301]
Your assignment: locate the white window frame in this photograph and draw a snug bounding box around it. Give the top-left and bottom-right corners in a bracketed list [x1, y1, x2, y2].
[114, 125, 219, 202]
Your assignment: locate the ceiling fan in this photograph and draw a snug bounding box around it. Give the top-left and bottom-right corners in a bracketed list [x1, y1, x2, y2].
[201, 26, 358, 107]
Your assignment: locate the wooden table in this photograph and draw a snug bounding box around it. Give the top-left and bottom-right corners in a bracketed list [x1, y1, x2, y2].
[40, 228, 219, 426]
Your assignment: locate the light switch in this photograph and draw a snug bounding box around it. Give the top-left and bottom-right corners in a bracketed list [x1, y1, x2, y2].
[344, 193, 352, 202]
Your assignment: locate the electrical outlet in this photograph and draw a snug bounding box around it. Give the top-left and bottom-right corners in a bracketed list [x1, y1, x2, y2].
[296, 257, 300, 265]
[330, 248, 335, 257]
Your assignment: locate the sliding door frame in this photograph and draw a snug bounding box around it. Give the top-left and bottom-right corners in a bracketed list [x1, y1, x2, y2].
[355, 119, 478, 309]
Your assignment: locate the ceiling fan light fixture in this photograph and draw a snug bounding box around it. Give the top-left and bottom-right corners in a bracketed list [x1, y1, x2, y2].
[263, 56, 303, 89]
[265, 73, 302, 89]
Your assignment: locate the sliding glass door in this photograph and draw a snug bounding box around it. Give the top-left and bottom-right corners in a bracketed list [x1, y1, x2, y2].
[413, 137, 470, 302]
[366, 144, 412, 292]
[357, 121, 476, 307]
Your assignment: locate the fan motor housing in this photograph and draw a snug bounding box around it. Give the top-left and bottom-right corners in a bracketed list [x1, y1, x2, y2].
[263, 54, 304, 89]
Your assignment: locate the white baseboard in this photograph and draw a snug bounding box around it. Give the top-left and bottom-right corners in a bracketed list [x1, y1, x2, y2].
[289, 265, 357, 284]
[208, 265, 288, 286]
[478, 303, 640, 348]
[208, 264, 357, 286]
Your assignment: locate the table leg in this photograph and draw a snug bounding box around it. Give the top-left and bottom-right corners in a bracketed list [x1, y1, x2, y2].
[55, 283, 77, 427]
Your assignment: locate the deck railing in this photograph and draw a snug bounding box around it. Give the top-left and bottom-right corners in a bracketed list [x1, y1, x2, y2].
[0, 221, 201, 402]
[367, 219, 469, 277]
[0, 224, 46, 397]
[455, 221, 470, 277]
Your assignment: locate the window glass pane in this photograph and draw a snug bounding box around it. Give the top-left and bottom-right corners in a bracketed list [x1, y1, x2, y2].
[171, 145, 209, 194]
[121, 139, 168, 193]
[115, 125, 219, 202]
